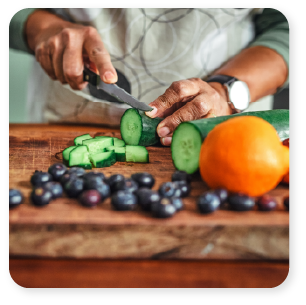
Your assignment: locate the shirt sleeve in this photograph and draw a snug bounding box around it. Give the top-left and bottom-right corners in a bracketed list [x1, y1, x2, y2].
[249, 8, 289, 89]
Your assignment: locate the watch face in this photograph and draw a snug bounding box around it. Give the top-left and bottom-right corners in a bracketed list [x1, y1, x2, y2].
[228, 81, 250, 111]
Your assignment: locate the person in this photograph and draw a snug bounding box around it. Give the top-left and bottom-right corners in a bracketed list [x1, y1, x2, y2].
[10, 8, 289, 146]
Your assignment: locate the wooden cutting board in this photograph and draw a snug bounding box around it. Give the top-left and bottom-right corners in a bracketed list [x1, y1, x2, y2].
[9, 124, 289, 260]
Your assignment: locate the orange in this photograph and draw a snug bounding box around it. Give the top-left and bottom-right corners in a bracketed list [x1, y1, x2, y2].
[199, 116, 289, 196]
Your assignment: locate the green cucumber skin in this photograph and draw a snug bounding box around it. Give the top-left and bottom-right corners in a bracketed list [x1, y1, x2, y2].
[94, 152, 116, 168]
[186, 109, 289, 141]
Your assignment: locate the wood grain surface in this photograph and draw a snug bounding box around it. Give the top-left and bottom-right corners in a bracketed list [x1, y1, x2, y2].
[9, 124, 289, 260]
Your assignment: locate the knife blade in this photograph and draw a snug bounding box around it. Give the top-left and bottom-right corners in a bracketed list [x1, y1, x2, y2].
[83, 66, 153, 112]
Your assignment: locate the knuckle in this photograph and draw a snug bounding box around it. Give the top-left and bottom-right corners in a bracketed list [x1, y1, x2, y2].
[47, 37, 58, 53]
[194, 99, 209, 114]
[170, 81, 189, 98]
[61, 28, 76, 43]
[84, 26, 98, 37]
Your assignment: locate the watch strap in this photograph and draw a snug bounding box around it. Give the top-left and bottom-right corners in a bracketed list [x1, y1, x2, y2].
[206, 74, 238, 86]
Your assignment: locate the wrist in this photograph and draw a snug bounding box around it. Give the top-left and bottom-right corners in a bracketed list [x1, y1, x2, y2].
[208, 82, 234, 115]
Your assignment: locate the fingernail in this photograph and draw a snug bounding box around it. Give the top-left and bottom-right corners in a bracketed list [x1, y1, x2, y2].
[158, 126, 170, 138]
[103, 71, 116, 83]
[145, 106, 157, 118]
[161, 137, 172, 146]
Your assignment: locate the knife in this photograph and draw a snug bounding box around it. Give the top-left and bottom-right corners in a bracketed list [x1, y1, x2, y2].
[83, 65, 153, 112]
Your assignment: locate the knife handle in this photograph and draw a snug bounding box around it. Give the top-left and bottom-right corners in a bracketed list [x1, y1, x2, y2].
[83, 66, 99, 86]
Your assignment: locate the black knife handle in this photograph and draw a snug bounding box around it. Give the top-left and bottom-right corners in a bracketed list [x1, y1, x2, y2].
[83, 66, 99, 86]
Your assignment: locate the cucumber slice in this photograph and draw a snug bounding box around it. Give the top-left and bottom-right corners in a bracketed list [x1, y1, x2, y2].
[114, 138, 125, 147]
[69, 145, 92, 169]
[120, 109, 163, 146]
[126, 145, 149, 163]
[74, 134, 92, 146]
[62, 146, 76, 166]
[82, 137, 114, 155]
[171, 109, 290, 174]
[106, 146, 126, 162]
[90, 151, 116, 168]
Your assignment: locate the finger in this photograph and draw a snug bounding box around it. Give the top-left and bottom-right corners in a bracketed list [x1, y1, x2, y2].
[156, 95, 210, 137]
[160, 136, 172, 146]
[83, 27, 117, 84]
[145, 79, 200, 118]
[35, 42, 56, 80]
[50, 36, 66, 84]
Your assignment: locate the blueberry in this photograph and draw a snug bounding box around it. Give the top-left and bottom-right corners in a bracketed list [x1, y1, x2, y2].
[171, 170, 192, 184]
[257, 195, 277, 211]
[48, 163, 67, 181]
[31, 187, 53, 206]
[111, 190, 137, 211]
[82, 171, 105, 183]
[112, 178, 138, 194]
[83, 176, 105, 190]
[228, 193, 255, 211]
[151, 198, 177, 218]
[197, 192, 221, 214]
[213, 188, 228, 204]
[106, 174, 125, 192]
[95, 183, 111, 201]
[131, 172, 155, 189]
[68, 167, 85, 177]
[284, 196, 289, 210]
[159, 182, 182, 198]
[9, 189, 23, 209]
[60, 172, 78, 186]
[173, 181, 191, 197]
[79, 190, 101, 207]
[135, 188, 161, 211]
[43, 182, 64, 199]
[64, 178, 84, 198]
[30, 171, 53, 187]
[169, 197, 184, 211]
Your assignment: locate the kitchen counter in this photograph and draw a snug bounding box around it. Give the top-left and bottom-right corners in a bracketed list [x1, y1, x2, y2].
[9, 124, 289, 287]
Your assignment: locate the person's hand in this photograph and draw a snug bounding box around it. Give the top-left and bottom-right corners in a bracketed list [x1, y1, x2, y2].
[145, 78, 233, 146]
[25, 10, 117, 90]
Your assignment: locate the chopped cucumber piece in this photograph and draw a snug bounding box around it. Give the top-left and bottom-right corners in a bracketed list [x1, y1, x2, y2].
[82, 137, 114, 155]
[106, 146, 126, 162]
[126, 145, 149, 163]
[114, 138, 125, 147]
[90, 151, 116, 168]
[74, 134, 92, 146]
[62, 146, 76, 166]
[69, 145, 92, 169]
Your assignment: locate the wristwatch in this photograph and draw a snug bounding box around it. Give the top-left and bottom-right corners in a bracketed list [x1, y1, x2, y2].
[206, 75, 250, 113]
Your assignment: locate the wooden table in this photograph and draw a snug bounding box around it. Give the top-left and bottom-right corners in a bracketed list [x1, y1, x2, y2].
[9, 124, 289, 288]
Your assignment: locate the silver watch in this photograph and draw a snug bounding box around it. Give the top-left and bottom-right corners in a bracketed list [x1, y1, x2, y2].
[206, 75, 250, 113]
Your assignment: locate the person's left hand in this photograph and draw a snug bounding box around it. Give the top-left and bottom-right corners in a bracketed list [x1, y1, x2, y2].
[145, 78, 233, 146]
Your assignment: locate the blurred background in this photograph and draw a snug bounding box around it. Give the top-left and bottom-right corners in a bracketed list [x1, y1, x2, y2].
[9, 49, 289, 123]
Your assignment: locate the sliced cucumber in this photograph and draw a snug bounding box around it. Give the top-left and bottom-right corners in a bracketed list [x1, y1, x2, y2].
[120, 109, 163, 146]
[62, 146, 76, 166]
[90, 151, 116, 168]
[74, 134, 92, 146]
[69, 145, 92, 169]
[126, 145, 149, 163]
[106, 146, 126, 162]
[114, 138, 125, 147]
[82, 137, 114, 155]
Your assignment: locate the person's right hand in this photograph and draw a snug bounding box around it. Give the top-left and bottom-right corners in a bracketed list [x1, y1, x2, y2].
[25, 9, 117, 90]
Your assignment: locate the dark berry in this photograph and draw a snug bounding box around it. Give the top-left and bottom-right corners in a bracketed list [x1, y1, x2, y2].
[170, 197, 184, 211]
[131, 172, 155, 189]
[106, 174, 125, 192]
[213, 188, 228, 204]
[79, 190, 101, 207]
[135, 188, 161, 211]
[197, 192, 221, 214]
[112, 178, 138, 194]
[30, 171, 53, 187]
[83, 176, 104, 190]
[82, 171, 105, 183]
[151, 198, 176, 218]
[48, 163, 67, 181]
[9, 189, 23, 209]
[43, 182, 63, 199]
[159, 182, 182, 198]
[111, 190, 137, 211]
[173, 181, 191, 197]
[64, 178, 84, 198]
[284, 196, 289, 210]
[228, 193, 255, 211]
[68, 167, 85, 177]
[171, 170, 191, 183]
[31, 187, 53, 206]
[60, 172, 78, 186]
[93, 182, 111, 201]
[257, 195, 277, 211]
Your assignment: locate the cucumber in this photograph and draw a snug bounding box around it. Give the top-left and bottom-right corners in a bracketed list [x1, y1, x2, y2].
[69, 145, 92, 169]
[114, 138, 125, 147]
[74, 134, 92, 146]
[62, 146, 76, 166]
[106, 146, 126, 162]
[82, 137, 114, 155]
[126, 145, 149, 163]
[171, 109, 289, 174]
[120, 108, 163, 146]
[90, 151, 116, 168]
